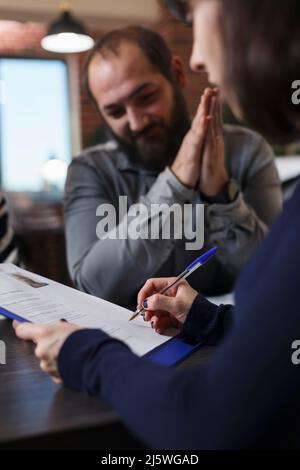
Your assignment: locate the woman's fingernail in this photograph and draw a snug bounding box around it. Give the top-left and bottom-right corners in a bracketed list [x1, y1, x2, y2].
[143, 299, 148, 309]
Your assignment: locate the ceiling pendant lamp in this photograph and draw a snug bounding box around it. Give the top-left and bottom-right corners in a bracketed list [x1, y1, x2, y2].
[41, 2, 94, 54]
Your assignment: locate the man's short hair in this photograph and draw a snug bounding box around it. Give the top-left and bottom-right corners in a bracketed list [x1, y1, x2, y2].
[83, 26, 174, 109]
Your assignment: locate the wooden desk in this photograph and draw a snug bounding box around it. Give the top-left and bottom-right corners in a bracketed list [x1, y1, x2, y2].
[0, 318, 214, 450]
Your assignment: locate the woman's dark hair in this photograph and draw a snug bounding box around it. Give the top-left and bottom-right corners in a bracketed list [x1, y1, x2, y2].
[83, 26, 174, 109]
[162, 0, 191, 24]
[163, 0, 300, 143]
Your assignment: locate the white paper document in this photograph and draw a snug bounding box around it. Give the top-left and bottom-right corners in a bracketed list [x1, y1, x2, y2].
[0, 264, 175, 356]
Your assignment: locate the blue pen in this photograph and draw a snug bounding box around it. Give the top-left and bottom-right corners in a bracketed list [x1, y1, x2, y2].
[129, 246, 218, 321]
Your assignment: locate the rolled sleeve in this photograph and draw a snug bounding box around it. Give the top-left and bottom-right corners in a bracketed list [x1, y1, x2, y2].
[142, 166, 196, 205]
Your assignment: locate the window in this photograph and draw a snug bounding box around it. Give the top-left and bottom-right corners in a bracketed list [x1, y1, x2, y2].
[0, 57, 71, 196]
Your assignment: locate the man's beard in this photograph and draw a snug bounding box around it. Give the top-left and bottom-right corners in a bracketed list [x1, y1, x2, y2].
[108, 86, 191, 172]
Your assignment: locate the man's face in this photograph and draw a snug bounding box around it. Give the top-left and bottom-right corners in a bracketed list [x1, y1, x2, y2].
[88, 42, 189, 170]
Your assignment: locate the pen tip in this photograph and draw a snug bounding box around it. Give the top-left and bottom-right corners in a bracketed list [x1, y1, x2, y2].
[129, 306, 143, 322]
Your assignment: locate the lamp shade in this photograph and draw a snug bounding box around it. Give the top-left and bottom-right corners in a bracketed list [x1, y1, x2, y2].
[41, 10, 94, 53]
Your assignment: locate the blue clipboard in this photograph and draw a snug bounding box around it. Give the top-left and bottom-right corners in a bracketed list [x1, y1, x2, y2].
[0, 306, 30, 323]
[0, 306, 202, 366]
[0, 307, 30, 323]
[144, 334, 202, 366]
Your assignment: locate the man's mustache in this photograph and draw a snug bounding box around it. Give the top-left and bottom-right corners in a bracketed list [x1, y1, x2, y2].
[129, 121, 167, 141]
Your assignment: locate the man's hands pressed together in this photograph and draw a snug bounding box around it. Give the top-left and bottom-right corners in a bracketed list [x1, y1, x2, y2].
[198, 89, 229, 197]
[171, 87, 229, 196]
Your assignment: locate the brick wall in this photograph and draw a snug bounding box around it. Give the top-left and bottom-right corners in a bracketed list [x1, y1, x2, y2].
[77, 42, 103, 149]
[0, 20, 45, 52]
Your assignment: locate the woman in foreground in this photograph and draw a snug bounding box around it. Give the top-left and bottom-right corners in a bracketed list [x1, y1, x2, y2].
[14, 0, 300, 449]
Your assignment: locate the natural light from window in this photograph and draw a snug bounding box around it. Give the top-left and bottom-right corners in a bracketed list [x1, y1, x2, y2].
[0, 58, 71, 195]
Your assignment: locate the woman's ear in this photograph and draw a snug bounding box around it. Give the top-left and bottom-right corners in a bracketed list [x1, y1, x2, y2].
[171, 55, 187, 89]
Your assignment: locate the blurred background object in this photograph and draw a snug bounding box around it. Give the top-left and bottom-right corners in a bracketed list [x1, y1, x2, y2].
[41, 2, 95, 54]
[10, 198, 72, 286]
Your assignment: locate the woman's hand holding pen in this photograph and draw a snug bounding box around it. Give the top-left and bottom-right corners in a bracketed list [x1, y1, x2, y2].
[170, 87, 215, 189]
[137, 278, 198, 334]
